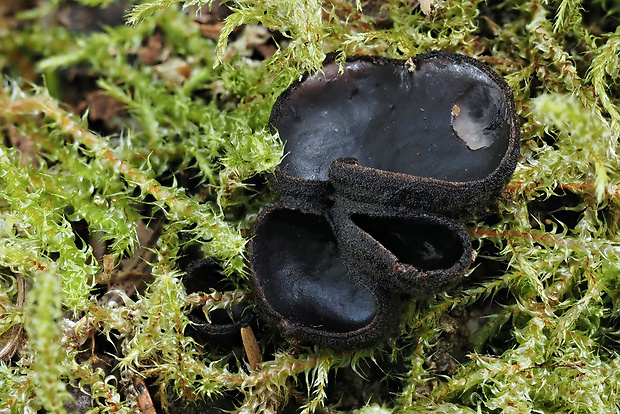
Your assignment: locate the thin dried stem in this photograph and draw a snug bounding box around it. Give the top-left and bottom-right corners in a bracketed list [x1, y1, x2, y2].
[0, 275, 25, 361]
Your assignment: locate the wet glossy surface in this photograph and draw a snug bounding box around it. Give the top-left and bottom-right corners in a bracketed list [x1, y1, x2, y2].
[275, 56, 511, 182]
[351, 214, 466, 271]
[252, 209, 378, 332]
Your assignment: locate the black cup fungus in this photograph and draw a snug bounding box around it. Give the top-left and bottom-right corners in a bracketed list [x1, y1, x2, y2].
[182, 258, 253, 342]
[248, 204, 398, 350]
[249, 50, 520, 350]
[334, 205, 475, 296]
[271, 51, 519, 216]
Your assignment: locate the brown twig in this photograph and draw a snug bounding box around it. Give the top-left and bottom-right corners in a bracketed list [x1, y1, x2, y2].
[0, 275, 25, 361]
[505, 180, 620, 199]
[133, 376, 157, 414]
[470, 227, 595, 251]
[240, 325, 263, 371]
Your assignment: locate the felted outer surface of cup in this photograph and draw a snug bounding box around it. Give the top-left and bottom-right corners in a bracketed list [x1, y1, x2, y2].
[332, 200, 474, 296]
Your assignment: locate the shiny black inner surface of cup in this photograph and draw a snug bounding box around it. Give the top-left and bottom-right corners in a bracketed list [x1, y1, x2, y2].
[352, 214, 465, 271]
[275, 56, 511, 182]
[253, 209, 378, 332]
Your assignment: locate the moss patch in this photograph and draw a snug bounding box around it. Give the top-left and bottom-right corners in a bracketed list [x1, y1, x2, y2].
[1, 0, 620, 412]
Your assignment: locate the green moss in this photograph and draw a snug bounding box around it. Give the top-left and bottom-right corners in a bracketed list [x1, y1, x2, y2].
[1, 0, 620, 412]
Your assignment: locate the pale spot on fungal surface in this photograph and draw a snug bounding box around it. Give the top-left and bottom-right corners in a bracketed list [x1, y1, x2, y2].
[452, 83, 505, 151]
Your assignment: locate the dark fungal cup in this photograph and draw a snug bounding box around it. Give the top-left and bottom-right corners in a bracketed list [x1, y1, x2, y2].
[271, 51, 519, 216]
[249, 51, 519, 350]
[248, 203, 398, 350]
[182, 258, 253, 342]
[332, 203, 474, 296]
